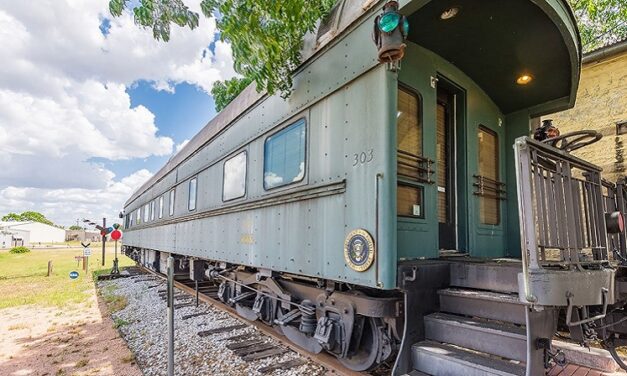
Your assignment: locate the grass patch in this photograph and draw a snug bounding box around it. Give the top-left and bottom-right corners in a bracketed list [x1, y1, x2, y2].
[104, 294, 128, 313]
[75, 358, 89, 368]
[113, 318, 130, 329]
[8, 323, 30, 331]
[0, 246, 135, 309]
[121, 353, 135, 363]
[10, 246, 31, 254]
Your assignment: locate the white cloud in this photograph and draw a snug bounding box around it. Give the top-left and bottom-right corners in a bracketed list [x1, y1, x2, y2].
[0, 0, 237, 226]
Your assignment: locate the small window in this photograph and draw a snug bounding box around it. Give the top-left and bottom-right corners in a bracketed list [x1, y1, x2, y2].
[188, 178, 197, 211]
[223, 151, 247, 201]
[264, 119, 307, 190]
[397, 184, 424, 218]
[150, 200, 155, 221]
[397, 87, 423, 158]
[478, 126, 500, 225]
[159, 196, 164, 219]
[169, 189, 175, 216]
[144, 203, 150, 223]
[136, 209, 141, 225]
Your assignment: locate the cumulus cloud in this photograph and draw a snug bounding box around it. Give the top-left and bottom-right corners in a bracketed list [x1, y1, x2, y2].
[0, 0, 236, 225]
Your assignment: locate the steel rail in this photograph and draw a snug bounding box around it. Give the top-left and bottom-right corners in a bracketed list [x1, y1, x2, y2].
[138, 265, 369, 376]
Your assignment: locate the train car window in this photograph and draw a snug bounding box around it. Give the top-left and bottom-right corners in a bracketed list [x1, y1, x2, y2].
[223, 151, 247, 201]
[478, 126, 500, 225]
[150, 200, 155, 221]
[263, 119, 306, 190]
[188, 178, 197, 211]
[169, 189, 175, 216]
[136, 208, 141, 225]
[144, 203, 150, 223]
[397, 86, 424, 218]
[397, 87, 422, 158]
[159, 196, 164, 219]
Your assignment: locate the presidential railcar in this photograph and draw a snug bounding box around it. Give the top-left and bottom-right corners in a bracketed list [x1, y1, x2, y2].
[122, 1, 627, 374]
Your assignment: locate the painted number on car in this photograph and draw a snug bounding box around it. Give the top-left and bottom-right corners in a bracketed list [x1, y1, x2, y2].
[353, 149, 374, 167]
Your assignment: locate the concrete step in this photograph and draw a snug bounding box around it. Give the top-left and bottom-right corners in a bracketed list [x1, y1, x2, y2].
[412, 341, 526, 376]
[424, 313, 527, 362]
[449, 262, 521, 293]
[438, 288, 527, 325]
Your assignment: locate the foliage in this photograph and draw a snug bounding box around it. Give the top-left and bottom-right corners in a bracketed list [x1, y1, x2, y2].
[2, 211, 55, 226]
[69, 225, 85, 231]
[108, 0, 336, 97]
[9, 246, 31, 254]
[211, 76, 253, 112]
[569, 0, 627, 52]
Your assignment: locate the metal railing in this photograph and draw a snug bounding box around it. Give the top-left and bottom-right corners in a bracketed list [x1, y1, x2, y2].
[472, 175, 507, 200]
[515, 137, 609, 268]
[397, 149, 434, 184]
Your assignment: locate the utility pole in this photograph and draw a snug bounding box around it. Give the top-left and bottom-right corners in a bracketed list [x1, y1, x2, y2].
[167, 256, 175, 376]
[102, 217, 106, 266]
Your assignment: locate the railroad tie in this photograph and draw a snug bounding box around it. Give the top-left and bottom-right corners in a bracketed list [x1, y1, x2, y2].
[241, 347, 288, 361]
[233, 343, 276, 357]
[217, 333, 252, 342]
[258, 359, 307, 374]
[226, 339, 265, 350]
[197, 324, 248, 337]
[182, 312, 211, 320]
[174, 302, 194, 309]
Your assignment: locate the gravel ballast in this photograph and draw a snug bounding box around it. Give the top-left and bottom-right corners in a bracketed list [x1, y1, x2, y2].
[99, 275, 326, 376]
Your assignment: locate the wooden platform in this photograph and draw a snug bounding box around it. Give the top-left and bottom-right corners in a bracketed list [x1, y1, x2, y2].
[548, 364, 625, 376]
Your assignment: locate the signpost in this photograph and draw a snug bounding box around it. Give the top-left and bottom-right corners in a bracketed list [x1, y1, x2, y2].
[81, 242, 91, 274]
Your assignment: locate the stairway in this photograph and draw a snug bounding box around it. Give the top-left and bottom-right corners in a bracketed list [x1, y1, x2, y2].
[411, 261, 531, 376]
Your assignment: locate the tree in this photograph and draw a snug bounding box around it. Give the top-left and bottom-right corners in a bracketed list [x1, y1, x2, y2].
[569, 0, 627, 52]
[211, 76, 253, 112]
[2, 211, 55, 226]
[110, 0, 626, 109]
[69, 225, 85, 231]
[109, 0, 335, 98]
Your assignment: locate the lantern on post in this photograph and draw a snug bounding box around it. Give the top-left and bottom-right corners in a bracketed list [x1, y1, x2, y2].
[373, 1, 409, 64]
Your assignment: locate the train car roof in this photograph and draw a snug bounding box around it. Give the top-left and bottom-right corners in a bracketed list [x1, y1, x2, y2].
[126, 0, 580, 207]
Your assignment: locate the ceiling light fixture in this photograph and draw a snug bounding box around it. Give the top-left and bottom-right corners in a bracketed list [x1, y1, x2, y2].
[440, 7, 459, 20]
[516, 74, 533, 85]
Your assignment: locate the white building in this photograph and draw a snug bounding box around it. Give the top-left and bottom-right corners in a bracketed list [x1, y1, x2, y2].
[0, 221, 65, 247]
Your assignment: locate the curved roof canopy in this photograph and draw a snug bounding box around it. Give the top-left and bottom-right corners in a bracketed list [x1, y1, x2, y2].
[401, 0, 581, 115]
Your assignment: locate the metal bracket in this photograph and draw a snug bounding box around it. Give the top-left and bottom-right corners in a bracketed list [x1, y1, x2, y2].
[274, 309, 301, 326]
[228, 291, 256, 305]
[566, 288, 609, 326]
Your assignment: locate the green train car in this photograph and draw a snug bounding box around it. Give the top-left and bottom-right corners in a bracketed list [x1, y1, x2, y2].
[122, 0, 627, 374]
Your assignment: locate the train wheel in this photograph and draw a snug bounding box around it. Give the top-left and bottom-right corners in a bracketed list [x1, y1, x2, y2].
[339, 317, 381, 372]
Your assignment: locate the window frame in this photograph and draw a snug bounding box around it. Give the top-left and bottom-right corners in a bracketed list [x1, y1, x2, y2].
[169, 189, 175, 216]
[188, 177, 198, 211]
[477, 125, 501, 226]
[159, 195, 164, 219]
[136, 208, 141, 225]
[150, 200, 155, 221]
[144, 203, 150, 223]
[222, 150, 248, 202]
[397, 83, 424, 158]
[262, 118, 308, 191]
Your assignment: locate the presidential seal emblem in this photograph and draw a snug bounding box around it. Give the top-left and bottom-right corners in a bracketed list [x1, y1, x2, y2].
[344, 229, 375, 272]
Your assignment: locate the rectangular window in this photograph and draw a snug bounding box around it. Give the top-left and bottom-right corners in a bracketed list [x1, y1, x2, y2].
[397, 185, 424, 218]
[169, 189, 175, 216]
[150, 200, 155, 221]
[159, 196, 164, 219]
[144, 203, 150, 223]
[478, 126, 500, 225]
[188, 178, 197, 211]
[264, 119, 306, 190]
[136, 209, 141, 225]
[397, 87, 424, 218]
[223, 151, 247, 201]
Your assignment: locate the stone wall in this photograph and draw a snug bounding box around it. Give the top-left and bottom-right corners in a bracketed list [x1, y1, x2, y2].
[544, 52, 627, 183]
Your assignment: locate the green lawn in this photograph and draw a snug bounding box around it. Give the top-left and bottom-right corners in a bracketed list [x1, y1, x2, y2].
[0, 246, 135, 309]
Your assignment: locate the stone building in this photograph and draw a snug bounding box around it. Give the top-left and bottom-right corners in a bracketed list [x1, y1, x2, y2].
[545, 39, 627, 182]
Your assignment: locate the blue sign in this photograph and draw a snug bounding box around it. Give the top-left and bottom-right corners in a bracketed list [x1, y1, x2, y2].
[69, 271, 79, 279]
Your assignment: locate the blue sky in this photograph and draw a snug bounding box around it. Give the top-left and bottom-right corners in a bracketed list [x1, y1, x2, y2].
[91, 81, 217, 178]
[0, 1, 236, 226]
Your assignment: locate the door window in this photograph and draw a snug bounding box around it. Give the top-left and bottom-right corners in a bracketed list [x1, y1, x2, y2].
[397, 87, 424, 218]
[478, 126, 500, 225]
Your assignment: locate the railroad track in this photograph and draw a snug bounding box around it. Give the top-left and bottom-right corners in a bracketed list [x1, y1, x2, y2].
[135, 266, 389, 376]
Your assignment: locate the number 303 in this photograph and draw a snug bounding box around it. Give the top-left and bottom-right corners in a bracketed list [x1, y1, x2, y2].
[353, 149, 374, 166]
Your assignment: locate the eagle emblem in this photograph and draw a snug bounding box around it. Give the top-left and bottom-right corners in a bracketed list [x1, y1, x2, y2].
[344, 229, 375, 272]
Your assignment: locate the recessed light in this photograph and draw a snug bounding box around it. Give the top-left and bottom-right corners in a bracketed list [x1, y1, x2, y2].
[516, 74, 533, 85]
[440, 7, 459, 20]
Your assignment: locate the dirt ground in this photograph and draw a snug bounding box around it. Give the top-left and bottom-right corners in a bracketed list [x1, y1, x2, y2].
[0, 282, 141, 376]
